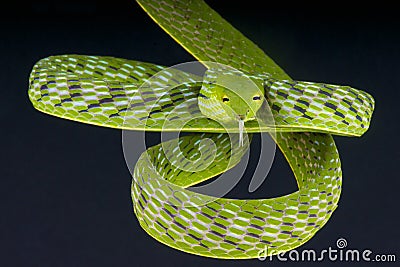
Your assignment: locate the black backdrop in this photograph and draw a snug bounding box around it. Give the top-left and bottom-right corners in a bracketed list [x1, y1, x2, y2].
[1, 1, 399, 266]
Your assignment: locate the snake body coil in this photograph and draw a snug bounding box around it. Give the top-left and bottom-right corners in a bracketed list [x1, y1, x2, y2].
[28, 0, 374, 259]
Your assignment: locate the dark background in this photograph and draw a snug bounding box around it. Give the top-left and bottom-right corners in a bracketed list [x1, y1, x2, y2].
[1, 0, 399, 266]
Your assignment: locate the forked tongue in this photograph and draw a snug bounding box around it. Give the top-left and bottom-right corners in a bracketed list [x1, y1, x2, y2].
[238, 119, 244, 147]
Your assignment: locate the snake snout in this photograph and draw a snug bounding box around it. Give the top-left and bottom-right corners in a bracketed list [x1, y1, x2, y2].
[236, 109, 250, 121]
[238, 114, 245, 120]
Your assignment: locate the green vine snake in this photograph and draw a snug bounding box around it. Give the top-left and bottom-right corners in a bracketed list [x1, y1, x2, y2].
[28, 0, 374, 259]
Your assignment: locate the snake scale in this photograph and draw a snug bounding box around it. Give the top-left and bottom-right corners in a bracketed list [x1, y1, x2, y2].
[28, 0, 374, 259]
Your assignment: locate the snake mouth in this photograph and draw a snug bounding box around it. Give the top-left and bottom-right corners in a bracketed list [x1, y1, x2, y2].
[237, 114, 246, 120]
[236, 109, 252, 122]
[236, 114, 256, 122]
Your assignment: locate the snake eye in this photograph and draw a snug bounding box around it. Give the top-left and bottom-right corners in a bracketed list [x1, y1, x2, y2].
[222, 97, 230, 102]
[253, 95, 261, 101]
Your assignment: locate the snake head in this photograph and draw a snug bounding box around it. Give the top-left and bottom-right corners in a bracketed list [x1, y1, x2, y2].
[198, 67, 265, 124]
[216, 85, 263, 122]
